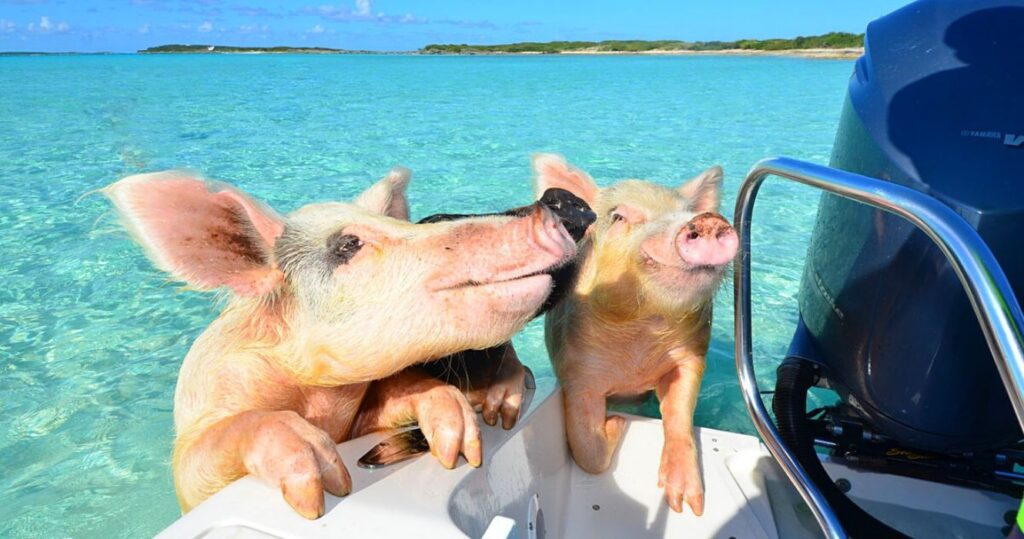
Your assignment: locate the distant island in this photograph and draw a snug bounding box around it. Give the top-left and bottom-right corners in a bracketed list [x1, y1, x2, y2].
[138, 45, 372, 54]
[132, 32, 863, 59]
[420, 32, 864, 59]
[0, 51, 115, 56]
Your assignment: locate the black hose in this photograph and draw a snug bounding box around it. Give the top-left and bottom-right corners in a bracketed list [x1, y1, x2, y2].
[773, 358, 909, 539]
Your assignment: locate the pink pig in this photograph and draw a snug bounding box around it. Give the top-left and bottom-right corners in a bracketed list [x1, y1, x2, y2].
[102, 167, 576, 518]
[535, 154, 738, 516]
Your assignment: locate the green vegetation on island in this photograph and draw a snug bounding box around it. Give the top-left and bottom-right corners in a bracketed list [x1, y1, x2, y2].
[420, 32, 863, 54]
[138, 44, 361, 54]
[132, 32, 863, 57]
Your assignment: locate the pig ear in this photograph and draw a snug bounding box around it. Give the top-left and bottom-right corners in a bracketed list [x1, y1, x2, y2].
[354, 167, 411, 221]
[103, 171, 285, 296]
[532, 153, 599, 207]
[678, 165, 723, 214]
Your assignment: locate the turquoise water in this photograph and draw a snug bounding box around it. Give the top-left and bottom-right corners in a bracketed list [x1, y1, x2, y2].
[0, 54, 851, 537]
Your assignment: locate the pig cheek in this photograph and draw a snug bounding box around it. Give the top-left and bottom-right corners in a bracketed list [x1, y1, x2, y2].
[647, 266, 724, 310]
[343, 258, 450, 355]
[582, 245, 647, 317]
[596, 234, 648, 279]
[301, 299, 438, 382]
[437, 292, 483, 339]
[318, 262, 402, 343]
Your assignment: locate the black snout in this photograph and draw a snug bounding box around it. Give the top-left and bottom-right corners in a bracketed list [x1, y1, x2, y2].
[537, 188, 596, 242]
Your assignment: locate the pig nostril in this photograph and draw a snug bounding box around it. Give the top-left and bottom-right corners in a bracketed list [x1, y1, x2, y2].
[687, 230, 699, 241]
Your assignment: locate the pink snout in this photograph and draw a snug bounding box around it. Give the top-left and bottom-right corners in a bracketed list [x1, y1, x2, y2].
[527, 204, 577, 262]
[675, 213, 738, 267]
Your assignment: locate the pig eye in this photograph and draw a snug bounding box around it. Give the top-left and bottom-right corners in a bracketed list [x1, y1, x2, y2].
[326, 233, 363, 266]
[610, 212, 625, 223]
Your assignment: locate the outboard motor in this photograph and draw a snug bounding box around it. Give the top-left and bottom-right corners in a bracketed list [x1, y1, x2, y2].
[773, 0, 1024, 535]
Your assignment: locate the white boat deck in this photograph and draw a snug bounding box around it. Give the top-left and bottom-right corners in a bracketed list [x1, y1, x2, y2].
[159, 381, 1016, 538]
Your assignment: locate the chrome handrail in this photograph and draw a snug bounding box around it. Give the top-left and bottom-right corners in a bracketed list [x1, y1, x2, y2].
[733, 157, 1024, 539]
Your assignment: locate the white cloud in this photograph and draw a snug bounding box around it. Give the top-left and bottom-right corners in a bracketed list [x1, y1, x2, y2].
[239, 24, 269, 34]
[310, 24, 324, 34]
[0, 19, 15, 33]
[25, 16, 69, 33]
[313, 5, 339, 17]
[197, 21, 213, 33]
[138, 24, 150, 34]
[305, 1, 425, 25]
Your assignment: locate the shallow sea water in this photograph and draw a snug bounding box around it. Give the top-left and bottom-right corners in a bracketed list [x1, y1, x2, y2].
[0, 54, 853, 537]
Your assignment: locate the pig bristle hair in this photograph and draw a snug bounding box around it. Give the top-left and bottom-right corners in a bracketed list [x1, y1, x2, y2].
[436, 356, 458, 385]
[76, 186, 106, 206]
[209, 291, 292, 349]
[435, 357, 464, 388]
[453, 356, 471, 391]
[87, 210, 122, 237]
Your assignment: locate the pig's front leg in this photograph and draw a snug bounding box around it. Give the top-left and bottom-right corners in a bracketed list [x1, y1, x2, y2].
[176, 410, 350, 519]
[563, 389, 627, 474]
[354, 367, 482, 469]
[656, 359, 706, 515]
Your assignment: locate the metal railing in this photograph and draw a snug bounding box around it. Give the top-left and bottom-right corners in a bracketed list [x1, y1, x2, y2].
[733, 157, 1024, 539]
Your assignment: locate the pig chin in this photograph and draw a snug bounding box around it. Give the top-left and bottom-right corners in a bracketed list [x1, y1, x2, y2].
[640, 250, 729, 304]
[433, 272, 555, 319]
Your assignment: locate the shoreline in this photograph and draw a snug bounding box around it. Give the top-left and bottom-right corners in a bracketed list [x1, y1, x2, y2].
[424, 47, 863, 60]
[1, 48, 863, 59]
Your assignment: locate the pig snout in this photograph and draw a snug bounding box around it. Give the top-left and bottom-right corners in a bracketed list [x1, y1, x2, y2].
[675, 213, 738, 267]
[528, 203, 577, 263]
[538, 188, 596, 242]
[430, 203, 576, 293]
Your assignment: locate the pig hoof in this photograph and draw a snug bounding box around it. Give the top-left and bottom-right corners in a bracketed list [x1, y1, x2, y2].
[658, 443, 704, 516]
[242, 411, 351, 519]
[661, 481, 704, 516]
[605, 415, 627, 446]
[482, 364, 527, 430]
[415, 385, 482, 468]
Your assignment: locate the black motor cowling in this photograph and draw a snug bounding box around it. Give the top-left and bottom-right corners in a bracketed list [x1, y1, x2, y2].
[794, 0, 1024, 454]
[773, 1, 1024, 534]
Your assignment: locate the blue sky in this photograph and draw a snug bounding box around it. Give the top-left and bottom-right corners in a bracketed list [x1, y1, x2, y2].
[1, 0, 910, 53]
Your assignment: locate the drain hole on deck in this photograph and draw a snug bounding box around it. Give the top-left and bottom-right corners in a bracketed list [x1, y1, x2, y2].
[592, 504, 600, 511]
